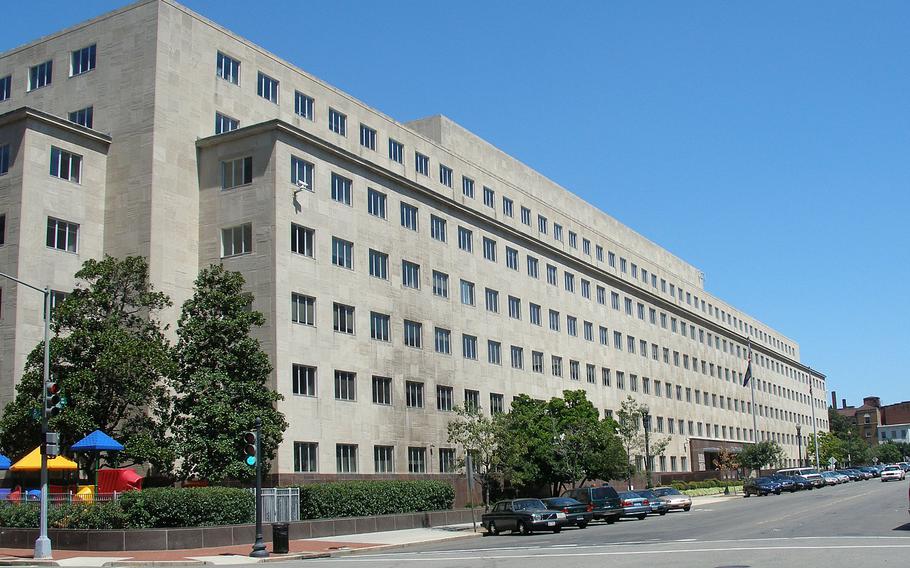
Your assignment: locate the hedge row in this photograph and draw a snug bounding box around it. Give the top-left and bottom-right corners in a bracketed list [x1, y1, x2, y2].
[670, 479, 744, 490]
[296, 480, 455, 519]
[0, 487, 253, 529]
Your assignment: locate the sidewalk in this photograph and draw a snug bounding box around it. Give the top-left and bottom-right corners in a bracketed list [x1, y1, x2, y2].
[0, 524, 482, 566]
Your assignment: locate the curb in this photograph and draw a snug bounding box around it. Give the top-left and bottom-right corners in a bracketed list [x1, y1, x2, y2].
[0, 561, 61, 567]
[104, 562, 210, 567]
[326, 529, 483, 558]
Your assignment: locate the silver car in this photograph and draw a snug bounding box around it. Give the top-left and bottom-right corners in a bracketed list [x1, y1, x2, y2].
[651, 486, 692, 512]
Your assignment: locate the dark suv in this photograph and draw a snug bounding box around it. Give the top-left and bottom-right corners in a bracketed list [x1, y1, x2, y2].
[561, 485, 623, 524]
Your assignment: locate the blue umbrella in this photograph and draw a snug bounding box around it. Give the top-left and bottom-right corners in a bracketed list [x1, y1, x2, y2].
[0, 454, 10, 470]
[71, 430, 124, 493]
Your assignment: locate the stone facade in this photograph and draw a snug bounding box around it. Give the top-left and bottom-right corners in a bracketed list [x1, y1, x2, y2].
[0, 0, 828, 478]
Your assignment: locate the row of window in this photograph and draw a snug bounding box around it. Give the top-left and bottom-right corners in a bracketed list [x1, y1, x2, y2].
[0, 44, 96, 99]
[293, 441, 456, 474]
[209, 51, 797, 358]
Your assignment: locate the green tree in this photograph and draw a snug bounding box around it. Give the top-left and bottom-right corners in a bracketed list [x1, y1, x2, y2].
[874, 441, 903, 464]
[614, 396, 670, 488]
[446, 405, 504, 508]
[738, 440, 786, 473]
[172, 265, 287, 482]
[807, 431, 845, 467]
[0, 256, 175, 473]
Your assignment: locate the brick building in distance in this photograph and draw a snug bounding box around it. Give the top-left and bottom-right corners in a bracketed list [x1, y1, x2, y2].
[832, 393, 910, 446]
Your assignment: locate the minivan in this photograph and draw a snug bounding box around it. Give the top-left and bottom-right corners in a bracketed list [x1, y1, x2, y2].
[561, 485, 623, 524]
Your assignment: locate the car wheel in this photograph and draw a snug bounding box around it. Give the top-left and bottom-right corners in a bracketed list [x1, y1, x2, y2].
[606, 517, 616, 525]
[637, 514, 646, 520]
[518, 520, 532, 535]
[659, 511, 667, 516]
[577, 521, 588, 529]
[775, 489, 781, 495]
[552, 526, 561, 533]
[487, 521, 499, 536]
[684, 506, 691, 511]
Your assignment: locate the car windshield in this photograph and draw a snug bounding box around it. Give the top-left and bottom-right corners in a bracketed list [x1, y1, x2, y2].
[883, 466, 899, 471]
[513, 499, 546, 511]
[653, 487, 681, 496]
[618, 492, 640, 499]
[637, 490, 657, 499]
[591, 487, 617, 500]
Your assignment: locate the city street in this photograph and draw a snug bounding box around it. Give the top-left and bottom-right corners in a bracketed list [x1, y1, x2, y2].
[278, 480, 910, 568]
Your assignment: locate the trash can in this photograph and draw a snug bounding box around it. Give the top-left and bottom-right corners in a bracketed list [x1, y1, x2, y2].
[271, 522, 289, 554]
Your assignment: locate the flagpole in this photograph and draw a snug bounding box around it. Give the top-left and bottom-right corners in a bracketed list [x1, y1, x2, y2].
[809, 372, 820, 470]
[748, 340, 758, 444]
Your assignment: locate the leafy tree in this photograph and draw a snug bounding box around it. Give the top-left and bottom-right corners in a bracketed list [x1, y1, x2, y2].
[497, 395, 554, 490]
[446, 405, 504, 508]
[873, 441, 903, 464]
[172, 265, 287, 482]
[614, 396, 670, 488]
[713, 448, 740, 479]
[738, 440, 786, 473]
[0, 256, 175, 473]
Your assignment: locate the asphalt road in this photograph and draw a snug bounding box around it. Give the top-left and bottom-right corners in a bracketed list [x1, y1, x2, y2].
[283, 479, 910, 568]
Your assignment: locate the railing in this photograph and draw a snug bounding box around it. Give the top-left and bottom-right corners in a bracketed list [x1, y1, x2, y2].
[1, 492, 124, 505]
[251, 487, 299, 523]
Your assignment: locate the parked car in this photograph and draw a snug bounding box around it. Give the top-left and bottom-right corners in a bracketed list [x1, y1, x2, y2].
[857, 466, 880, 478]
[651, 486, 692, 511]
[541, 497, 594, 529]
[617, 491, 651, 520]
[561, 485, 624, 524]
[789, 475, 816, 490]
[768, 475, 798, 493]
[776, 467, 824, 486]
[881, 465, 906, 482]
[743, 477, 781, 497]
[481, 499, 568, 535]
[898, 462, 910, 473]
[634, 489, 670, 516]
[820, 471, 842, 485]
[837, 469, 862, 481]
[831, 471, 851, 483]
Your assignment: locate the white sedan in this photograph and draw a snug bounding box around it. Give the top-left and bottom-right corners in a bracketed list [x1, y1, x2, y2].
[881, 465, 906, 482]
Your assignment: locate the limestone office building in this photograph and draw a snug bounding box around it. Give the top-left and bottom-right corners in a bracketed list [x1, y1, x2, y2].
[0, 0, 828, 483]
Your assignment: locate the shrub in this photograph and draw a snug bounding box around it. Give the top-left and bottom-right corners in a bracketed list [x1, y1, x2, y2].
[50, 501, 128, 529]
[297, 480, 455, 519]
[0, 502, 40, 528]
[118, 487, 254, 528]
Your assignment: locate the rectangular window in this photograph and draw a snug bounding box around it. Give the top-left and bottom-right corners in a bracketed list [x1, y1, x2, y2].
[564, 272, 575, 293]
[360, 124, 377, 150]
[403, 320, 422, 348]
[408, 447, 427, 473]
[367, 188, 387, 218]
[294, 442, 318, 473]
[29, 60, 53, 90]
[336, 444, 357, 473]
[484, 288, 499, 313]
[530, 303, 541, 326]
[484, 339, 503, 365]
[70, 44, 97, 77]
[502, 197, 514, 217]
[583, 238, 591, 255]
[216, 51, 240, 84]
[334, 370, 356, 401]
[586, 364, 596, 384]
[611, 292, 620, 310]
[0, 214, 5, 245]
[69, 106, 94, 129]
[462, 334, 477, 359]
[437, 386, 454, 411]
[567, 316, 577, 336]
[613, 331, 622, 350]
[549, 310, 560, 332]
[460, 280, 475, 305]
[439, 448, 456, 473]
[291, 223, 314, 257]
[50, 147, 82, 183]
[602, 367, 611, 387]
[490, 393, 504, 414]
[370, 311, 390, 341]
[406, 381, 424, 408]
[431, 215, 447, 242]
[256, 72, 278, 103]
[291, 293, 315, 325]
[402, 260, 420, 289]
[482, 237, 496, 261]
[331, 173, 352, 205]
[368, 249, 388, 279]
[608, 251, 616, 267]
[553, 224, 563, 242]
[221, 223, 252, 257]
[291, 156, 314, 191]
[584, 321, 594, 341]
[510, 346, 524, 369]
[435, 327, 451, 354]
[372, 376, 392, 405]
[328, 108, 347, 135]
[415, 152, 429, 176]
[547, 264, 557, 285]
[532, 351, 544, 373]
[568, 231, 577, 249]
[506, 247, 519, 270]
[333, 303, 355, 334]
[432, 270, 449, 298]
[483, 186, 495, 207]
[462, 176, 475, 198]
[400, 203, 419, 231]
[331, 237, 353, 269]
[221, 156, 251, 189]
[439, 164, 453, 187]
[46, 217, 79, 253]
[508, 296, 521, 319]
[374, 446, 394, 473]
[527, 256, 539, 278]
[294, 91, 314, 119]
[600, 326, 608, 345]
[521, 206, 531, 225]
[0, 75, 12, 101]
[581, 279, 590, 299]
[457, 226, 472, 252]
[538, 215, 548, 234]
[552, 356, 563, 377]
[388, 139, 404, 163]
[292, 364, 316, 396]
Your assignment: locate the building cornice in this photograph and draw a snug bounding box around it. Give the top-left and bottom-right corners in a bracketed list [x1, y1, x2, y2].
[0, 106, 112, 147]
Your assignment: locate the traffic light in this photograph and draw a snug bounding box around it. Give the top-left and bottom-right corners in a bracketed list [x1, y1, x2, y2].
[243, 431, 258, 466]
[45, 381, 64, 417]
[45, 432, 60, 458]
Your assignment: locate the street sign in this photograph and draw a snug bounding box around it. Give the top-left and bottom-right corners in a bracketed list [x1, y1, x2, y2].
[873, 457, 879, 465]
[828, 457, 836, 466]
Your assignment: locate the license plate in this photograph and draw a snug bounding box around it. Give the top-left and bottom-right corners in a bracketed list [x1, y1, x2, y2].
[547, 521, 555, 526]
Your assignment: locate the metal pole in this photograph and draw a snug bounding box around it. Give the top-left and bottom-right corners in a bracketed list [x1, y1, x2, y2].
[35, 288, 52, 559]
[643, 413, 652, 489]
[809, 375, 820, 470]
[797, 425, 802, 468]
[250, 417, 268, 558]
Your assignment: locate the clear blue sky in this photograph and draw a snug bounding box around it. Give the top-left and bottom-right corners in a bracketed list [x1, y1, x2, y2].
[5, 1, 908, 408]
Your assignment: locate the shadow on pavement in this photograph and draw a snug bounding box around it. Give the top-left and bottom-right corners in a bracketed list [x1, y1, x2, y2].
[893, 523, 910, 531]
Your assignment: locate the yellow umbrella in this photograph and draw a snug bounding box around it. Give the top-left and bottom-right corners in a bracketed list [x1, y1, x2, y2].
[9, 447, 78, 471]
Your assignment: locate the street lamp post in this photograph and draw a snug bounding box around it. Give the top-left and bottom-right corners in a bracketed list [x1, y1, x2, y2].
[0, 272, 52, 559]
[642, 412, 652, 489]
[796, 424, 803, 468]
